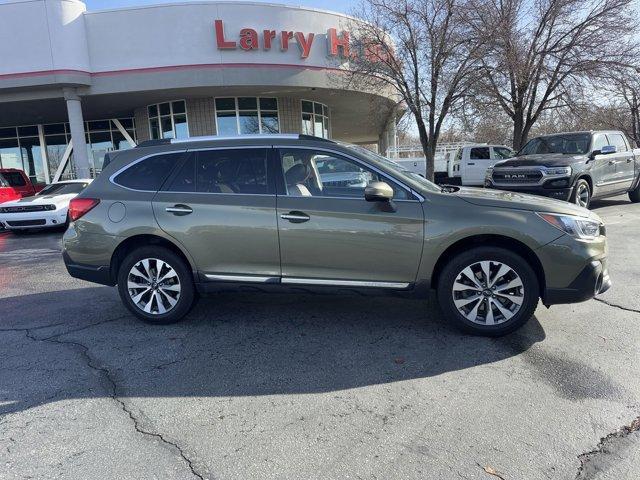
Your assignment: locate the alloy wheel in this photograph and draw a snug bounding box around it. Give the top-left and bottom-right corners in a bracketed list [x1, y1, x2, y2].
[451, 260, 524, 325]
[127, 258, 181, 315]
[575, 183, 590, 208]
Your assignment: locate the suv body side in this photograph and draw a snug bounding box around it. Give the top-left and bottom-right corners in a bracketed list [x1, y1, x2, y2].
[63, 137, 602, 306]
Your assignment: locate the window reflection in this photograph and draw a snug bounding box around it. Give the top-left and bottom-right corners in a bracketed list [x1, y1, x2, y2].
[301, 100, 330, 138]
[148, 100, 189, 140]
[215, 97, 279, 135]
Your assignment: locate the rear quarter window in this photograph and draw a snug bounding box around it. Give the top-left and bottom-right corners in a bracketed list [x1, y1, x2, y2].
[113, 152, 184, 191]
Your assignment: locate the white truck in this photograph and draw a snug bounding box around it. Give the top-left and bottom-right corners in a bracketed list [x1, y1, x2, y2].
[448, 144, 514, 185]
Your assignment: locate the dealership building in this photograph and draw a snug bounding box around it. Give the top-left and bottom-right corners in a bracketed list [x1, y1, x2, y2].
[0, 0, 399, 184]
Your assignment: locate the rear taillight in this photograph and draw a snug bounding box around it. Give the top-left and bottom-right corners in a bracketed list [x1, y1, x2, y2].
[68, 198, 100, 221]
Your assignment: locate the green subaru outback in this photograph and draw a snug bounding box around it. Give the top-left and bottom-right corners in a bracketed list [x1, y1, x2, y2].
[63, 135, 610, 336]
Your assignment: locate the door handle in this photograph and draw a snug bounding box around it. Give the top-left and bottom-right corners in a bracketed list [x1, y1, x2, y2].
[627, 158, 633, 163]
[467, 162, 475, 165]
[608, 160, 616, 165]
[280, 211, 310, 223]
[165, 204, 193, 216]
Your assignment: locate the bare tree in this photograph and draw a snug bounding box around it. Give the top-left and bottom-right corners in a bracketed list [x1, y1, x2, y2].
[344, 0, 486, 180]
[473, 0, 638, 150]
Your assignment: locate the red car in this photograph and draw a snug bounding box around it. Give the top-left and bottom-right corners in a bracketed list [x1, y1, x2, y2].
[0, 169, 43, 204]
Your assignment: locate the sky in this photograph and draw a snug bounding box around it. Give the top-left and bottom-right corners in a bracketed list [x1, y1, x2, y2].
[83, 0, 357, 14]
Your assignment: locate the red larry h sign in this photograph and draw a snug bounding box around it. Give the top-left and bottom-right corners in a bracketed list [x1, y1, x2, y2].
[214, 20, 350, 59]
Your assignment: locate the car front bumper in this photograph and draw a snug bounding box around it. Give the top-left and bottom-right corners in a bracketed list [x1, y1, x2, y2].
[543, 259, 611, 304]
[536, 231, 610, 305]
[484, 181, 574, 202]
[0, 210, 68, 229]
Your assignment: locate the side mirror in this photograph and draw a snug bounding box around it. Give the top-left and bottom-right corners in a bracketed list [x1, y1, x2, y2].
[364, 181, 394, 202]
[600, 145, 617, 155]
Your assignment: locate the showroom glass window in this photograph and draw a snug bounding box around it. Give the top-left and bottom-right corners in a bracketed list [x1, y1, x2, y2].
[148, 101, 189, 140]
[214, 97, 280, 136]
[42, 119, 136, 181]
[0, 126, 46, 184]
[301, 101, 330, 139]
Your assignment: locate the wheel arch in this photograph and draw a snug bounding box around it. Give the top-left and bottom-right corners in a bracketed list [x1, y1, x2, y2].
[574, 173, 593, 193]
[430, 234, 546, 295]
[110, 234, 197, 284]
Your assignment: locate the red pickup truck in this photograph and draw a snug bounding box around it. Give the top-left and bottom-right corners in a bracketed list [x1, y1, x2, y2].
[0, 169, 44, 204]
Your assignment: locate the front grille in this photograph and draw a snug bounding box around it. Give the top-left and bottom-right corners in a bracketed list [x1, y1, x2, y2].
[492, 170, 543, 184]
[0, 204, 55, 213]
[6, 219, 47, 226]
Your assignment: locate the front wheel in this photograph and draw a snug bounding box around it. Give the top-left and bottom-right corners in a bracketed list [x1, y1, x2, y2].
[571, 179, 591, 209]
[436, 247, 540, 336]
[117, 246, 195, 324]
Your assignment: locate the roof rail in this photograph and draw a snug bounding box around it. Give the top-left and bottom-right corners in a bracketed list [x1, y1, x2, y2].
[137, 134, 337, 147]
[135, 139, 171, 148]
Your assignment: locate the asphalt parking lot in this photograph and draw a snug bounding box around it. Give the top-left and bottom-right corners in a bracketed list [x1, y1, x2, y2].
[0, 196, 638, 480]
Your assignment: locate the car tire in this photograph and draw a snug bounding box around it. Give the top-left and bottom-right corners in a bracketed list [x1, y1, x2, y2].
[117, 246, 195, 325]
[571, 179, 591, 209]
[629, 181, 640, 203]
[436, 247, 539, 336]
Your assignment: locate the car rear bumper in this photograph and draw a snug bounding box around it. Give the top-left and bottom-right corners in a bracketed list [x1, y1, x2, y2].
[543, 259, 611, 305]
[62, 251, 115, 286]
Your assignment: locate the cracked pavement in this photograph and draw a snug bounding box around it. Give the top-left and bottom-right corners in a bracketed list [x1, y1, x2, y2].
[0, 195, 639, 479]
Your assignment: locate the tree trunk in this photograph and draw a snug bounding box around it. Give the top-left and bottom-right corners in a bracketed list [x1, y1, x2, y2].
[416, 121, 434, 181]
[512, 111, 525, 151]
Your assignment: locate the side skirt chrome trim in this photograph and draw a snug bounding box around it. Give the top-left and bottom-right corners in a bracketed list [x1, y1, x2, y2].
[204, 274, 279, 283]
[281, 277, 411, 289]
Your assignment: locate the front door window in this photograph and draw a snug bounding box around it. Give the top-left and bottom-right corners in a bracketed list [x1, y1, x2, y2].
[279, 149, 410, 200]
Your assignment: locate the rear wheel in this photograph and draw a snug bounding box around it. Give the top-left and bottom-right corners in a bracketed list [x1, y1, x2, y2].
[117, 246, 195, 324]
[571, 179, 591, 208]
[436, 247, 539, 336]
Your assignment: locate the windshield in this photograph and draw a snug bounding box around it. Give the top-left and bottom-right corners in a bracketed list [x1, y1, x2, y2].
[341, 143, 441, 193]
[38, 182, 88, 196]
[519, 133, 591, 156]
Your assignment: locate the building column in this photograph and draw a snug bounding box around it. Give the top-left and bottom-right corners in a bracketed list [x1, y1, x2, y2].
[63, 87, 91, 179]
[386, 110, 398, 158]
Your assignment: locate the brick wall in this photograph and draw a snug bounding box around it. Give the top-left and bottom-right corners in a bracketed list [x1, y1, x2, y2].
[133, 107, 150, 142]
[186, 98, 216, 136]
[277, 97, 302, 134]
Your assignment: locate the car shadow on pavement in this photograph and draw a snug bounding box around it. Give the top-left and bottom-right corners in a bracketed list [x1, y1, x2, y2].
[0, 287, 545, 415]
[590, 198, 632, 209]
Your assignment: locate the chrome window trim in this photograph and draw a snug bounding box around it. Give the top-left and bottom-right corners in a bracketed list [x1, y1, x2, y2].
[277, 145, 425, 202]
[110, 146, 272, 193]
[110, 144, 426, 202]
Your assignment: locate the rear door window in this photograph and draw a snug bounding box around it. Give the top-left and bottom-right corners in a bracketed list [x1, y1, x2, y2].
[113, 152, 184, 191]
[165, 148, 269, 194]
[470, 147, 491, 160]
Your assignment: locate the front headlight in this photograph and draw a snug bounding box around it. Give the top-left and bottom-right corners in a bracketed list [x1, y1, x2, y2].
[537, 212, 601, 240]
[543, 166, 572, 176]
